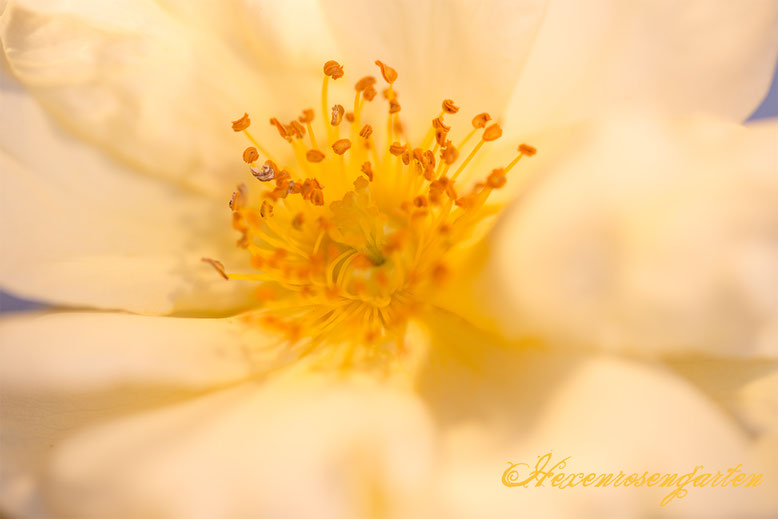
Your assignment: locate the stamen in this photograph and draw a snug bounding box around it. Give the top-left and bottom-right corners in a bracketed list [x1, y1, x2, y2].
[442, 99, 459, 114]
[231, 113, 251, 132]
[242, 147, 259, 163]
[332, 139, 352, 155]
[201, 258, 228, 280]
[375, 60, 398, 84]
[219, 59, 535, 360]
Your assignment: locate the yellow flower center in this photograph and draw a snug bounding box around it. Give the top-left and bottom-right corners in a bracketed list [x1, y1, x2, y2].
[206, 60, 535, 360]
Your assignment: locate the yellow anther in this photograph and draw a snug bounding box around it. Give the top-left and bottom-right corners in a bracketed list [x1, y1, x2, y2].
[375, 60, 398, 84]
[323, 60, 344, 79]
[231, 113, 251, 132]
[442, 99, 459, 114]
[332, 139, 352, 155]
[306, 149, 326, 163]
[242, 146, 259, 163]
[472, 112, 491, 128]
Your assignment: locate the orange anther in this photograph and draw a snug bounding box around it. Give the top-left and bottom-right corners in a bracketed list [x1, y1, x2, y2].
[299, 109, 315, 123]
[442, 99, 459, 114]
[242, 146, 259, 163]
[323, 60, 344, 79]
[441, 144, 458, 164]
[289, 120, 306, 138]
[363, 86, 377, 101]
[355, 76, 376, 91]
[375, 60, 398, 83]
[310, 189, 325, 206]
[269, 117, 288, 139]
[389, 99, 401, 114]
[260, 200, 274, 217]
[472, 112, 491, 129]
[331, 104, 345, 126]
[306, 149, 326, 163]
[486, 168, 507, 189]
[389, 142, 407, 156]
[332, 139, 352, 155]
[359, 124, 373, 139]
[432, 116, 450, 132]
[518, 143, 537, 156]
[231, 113, 250, 132]
[482, 123, 503, 141]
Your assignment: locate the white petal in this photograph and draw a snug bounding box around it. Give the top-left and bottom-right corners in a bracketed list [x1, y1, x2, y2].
[41, 378, 434, 519]
[504, 0, 778, 135]
[483, 115, 778, 357]
[0, 67, 257, 313]
[320, 0, 548, 139]
[0, 0, 281, 192]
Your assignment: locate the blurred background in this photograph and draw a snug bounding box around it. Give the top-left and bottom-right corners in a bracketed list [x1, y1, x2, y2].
[2, 61, 777, 313]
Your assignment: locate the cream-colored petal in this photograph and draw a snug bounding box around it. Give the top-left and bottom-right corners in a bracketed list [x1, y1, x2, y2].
[0, 0, 280, 193]
[504, 0, 778, 136]
[482, 115, 778, 357]
[669, 357, 778, 436]
[320, 0, 548, 140]
[41, 377, 434, 519]
[0, 310, 278, 518]
[154, 0, 338, 81]
[0, 67, 257, 313]
[413, 312, 776, 518]
[0, 312, 272, 391]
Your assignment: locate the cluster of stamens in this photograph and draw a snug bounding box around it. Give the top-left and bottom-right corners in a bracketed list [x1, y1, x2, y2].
[205, 59, 535, 363]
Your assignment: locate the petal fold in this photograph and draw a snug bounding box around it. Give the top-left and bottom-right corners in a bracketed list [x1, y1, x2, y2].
[483, 115, 778, 357]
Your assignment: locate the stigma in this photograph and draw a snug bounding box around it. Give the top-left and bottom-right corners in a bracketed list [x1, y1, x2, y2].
[207, 60, 535, 363]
